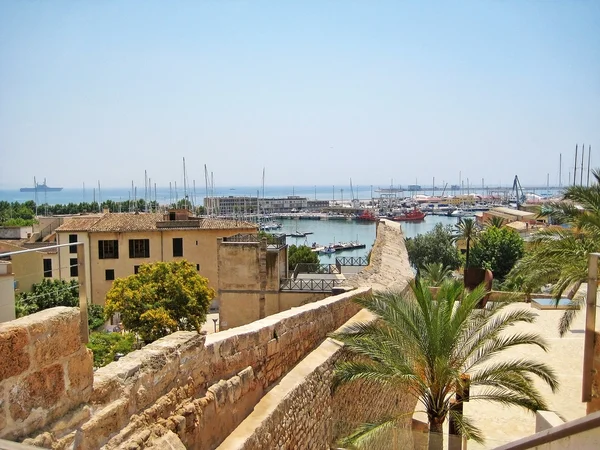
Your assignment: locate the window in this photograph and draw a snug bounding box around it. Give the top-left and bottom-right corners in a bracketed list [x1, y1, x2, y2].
[69, 234, 77, 254]
[105, 269, 115, 281]
[98, 240, 119, 259]
[70, 258, 78, 277]
[43, 259, 52, 278]
[173, 238, 183, 257]
[134, 265, 140, 274]
[196, 264, 200, 271]
[129, 239, 150, 258]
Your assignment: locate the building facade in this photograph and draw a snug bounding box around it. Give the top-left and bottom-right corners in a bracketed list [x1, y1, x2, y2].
[204, 196, 312, 215]
[55, 210, 257, 305]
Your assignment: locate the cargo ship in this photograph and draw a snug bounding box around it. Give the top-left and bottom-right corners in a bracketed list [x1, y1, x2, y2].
[20, 178, 63, 192]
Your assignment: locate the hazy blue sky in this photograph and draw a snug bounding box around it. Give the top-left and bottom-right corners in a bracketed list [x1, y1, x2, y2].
[1, 1, 598, 189]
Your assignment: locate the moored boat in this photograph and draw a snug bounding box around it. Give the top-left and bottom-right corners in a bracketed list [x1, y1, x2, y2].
[356, 210, 378, 221]
[391, 209, 426, 222]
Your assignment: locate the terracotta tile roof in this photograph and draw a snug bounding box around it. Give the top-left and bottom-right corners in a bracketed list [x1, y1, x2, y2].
[55, 216, 104, 232]
[89, 213, 163, 232]
[57, 213, 258, 233]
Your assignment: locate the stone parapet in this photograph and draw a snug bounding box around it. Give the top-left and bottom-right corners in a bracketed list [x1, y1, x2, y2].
[0, 307, 93, 441]
[23, 287, 368, 449]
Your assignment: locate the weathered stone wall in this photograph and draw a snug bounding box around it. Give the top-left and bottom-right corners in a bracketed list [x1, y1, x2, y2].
[217, 309, 417, 450]
[24, 287, 367, 449]
[0, 307, 93, 441]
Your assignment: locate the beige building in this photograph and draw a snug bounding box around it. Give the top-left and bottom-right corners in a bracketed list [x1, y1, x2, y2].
[0, 240, 60, 293]
[55, 210, 257, 306]
[217, 234, 339, 330]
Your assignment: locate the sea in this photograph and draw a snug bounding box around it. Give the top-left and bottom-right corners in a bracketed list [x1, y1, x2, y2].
[0, 183, 562, 206]
[0, 185, 388, 205]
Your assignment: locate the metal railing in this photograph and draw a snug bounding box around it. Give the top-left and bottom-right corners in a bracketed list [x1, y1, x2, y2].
[292, 263, 340, 279]
[223, 233, 286, 249]
[280, 278, 341, 292]
[335, 256, 369, 267]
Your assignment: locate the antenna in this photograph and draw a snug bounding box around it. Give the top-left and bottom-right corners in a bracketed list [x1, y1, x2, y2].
[98, 180, 102, 212]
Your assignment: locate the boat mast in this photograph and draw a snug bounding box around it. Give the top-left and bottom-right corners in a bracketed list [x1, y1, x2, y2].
[588, 146, 592, 187]
[559, 153, 562, 188]
[581, 144, 585, 186]
[183, 157, 188, 210]
[204, 165, 209, 216]
[574, 144, 578, 186]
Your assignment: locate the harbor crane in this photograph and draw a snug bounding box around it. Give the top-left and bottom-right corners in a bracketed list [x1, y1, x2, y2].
[511, 175, 526, 208]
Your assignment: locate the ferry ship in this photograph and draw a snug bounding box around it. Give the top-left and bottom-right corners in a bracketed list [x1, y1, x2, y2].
[20, 178, 63, 192]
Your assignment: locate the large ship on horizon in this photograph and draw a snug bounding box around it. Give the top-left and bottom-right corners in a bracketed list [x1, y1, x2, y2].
[20, 178, 63, 193]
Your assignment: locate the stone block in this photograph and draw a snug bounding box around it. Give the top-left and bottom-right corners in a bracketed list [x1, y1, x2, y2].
[78, 398, 129, 450]
[238, 366, 254, 395]
[28, 308, 81, 367]
[267, 338, 280, 357]
[148, 430, 187, 449]
[8, 363, 65, 421]
[90, 371, 123, 405]
[0, 326, 29, 381]
[68, 348, 94, 394]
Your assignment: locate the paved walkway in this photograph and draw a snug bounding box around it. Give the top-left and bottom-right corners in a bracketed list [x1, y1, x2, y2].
[465, 301, 586, 449]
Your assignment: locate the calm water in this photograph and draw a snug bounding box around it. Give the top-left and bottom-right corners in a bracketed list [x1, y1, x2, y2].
[0, 185, 386, 205]
[279, 215, 460, 263]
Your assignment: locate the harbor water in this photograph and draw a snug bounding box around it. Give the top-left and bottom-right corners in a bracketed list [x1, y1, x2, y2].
[278, 216, 460, 263]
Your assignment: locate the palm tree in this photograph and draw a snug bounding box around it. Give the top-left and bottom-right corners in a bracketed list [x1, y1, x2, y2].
[331, 279, 558, 450]
[506, 169, 600, 335]
[453, 218, 478, 269]
[485, 216, 505, 228]
[420, 262, 453, 286]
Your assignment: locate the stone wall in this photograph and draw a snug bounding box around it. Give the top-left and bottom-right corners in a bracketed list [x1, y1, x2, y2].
[0, 307, 93, 441]
[217, 309, 417, 450]
[24, 287, 368, 449]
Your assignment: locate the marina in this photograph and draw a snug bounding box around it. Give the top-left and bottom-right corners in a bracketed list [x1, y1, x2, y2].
[277, 215, 459, 263]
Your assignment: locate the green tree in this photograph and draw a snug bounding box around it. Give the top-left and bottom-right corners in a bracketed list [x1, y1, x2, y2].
[420, 262, 453, 286]
[288, 244, 319, 270]
[453, 218, 479, 269]
[15, 279, 105, 329]
[405, 223, 461, 270]
[470, 226, 524, 281]
[104, 260, 214, 342]
[16, 279, 79, 316]
[87, 332, 136, 368]
[331, 280, 558, 450]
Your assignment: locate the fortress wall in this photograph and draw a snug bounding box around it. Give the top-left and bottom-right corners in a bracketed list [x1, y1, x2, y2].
[23, 288, 367, 449]
[0, 307, 93, 441]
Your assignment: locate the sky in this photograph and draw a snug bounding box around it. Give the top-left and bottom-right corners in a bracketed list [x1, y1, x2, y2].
[0, 1, 599, 190]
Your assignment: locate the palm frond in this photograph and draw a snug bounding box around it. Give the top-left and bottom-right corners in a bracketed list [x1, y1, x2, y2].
[447, 409, 485, 444]
[337, 416, 406, 450]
